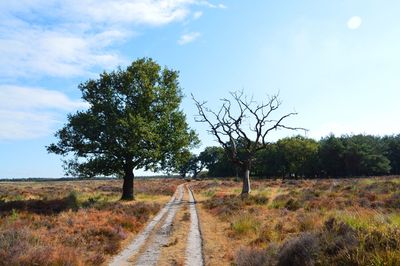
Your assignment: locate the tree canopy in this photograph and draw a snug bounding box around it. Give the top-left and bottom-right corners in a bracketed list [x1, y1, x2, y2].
[47, 58, 198, 200]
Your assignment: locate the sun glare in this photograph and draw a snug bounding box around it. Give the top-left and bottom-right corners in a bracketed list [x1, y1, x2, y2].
[347, 16, 362, 29]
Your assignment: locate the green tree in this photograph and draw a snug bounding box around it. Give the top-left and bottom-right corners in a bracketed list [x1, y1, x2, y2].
[319, 135, 346, 177]
[253, 143, 283, 177]
[383, 135, 400, 174]
[47, 58, 198, 200]
[277, 136, 319, 178]
[200, 146, 236, 177]
[341, 135, 390, 176]
[172, 151, 204, 178]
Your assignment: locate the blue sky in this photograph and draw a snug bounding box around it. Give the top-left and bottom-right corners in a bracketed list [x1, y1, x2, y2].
[1, 1, 400, 178]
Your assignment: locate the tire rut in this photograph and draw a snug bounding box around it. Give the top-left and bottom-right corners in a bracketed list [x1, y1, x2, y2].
[134, 185, 184, 266]
[185, 186, 204, 266]
[109, 184, 184, 266]
[108, 183, 204, 266]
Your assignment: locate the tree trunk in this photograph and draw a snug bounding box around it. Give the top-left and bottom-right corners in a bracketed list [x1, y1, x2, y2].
[241, 163, 251, 196]
[121, 166, 134, 200]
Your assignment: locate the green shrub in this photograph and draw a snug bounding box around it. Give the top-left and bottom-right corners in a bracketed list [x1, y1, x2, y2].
[231, 214, 260, 235]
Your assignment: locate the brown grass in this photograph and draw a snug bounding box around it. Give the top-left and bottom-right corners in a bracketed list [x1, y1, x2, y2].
[192, 177, 400, 265]
[0, 178, 183, 265]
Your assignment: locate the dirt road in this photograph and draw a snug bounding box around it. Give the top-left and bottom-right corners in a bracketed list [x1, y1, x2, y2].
[109, 184, 204, 266]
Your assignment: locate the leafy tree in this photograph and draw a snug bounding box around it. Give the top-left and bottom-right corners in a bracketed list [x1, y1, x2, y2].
[173, 151, 204, 178]
[253, 143, 283, 177]
[197, 146, 236, 177]
[319, 135, 390, 177]
[341, 135, 390, 176]
[47, 58, 198, 200]
[318, 135, 346, 177]
[383, 135, 400, 174]
[277, 136, 319, 178]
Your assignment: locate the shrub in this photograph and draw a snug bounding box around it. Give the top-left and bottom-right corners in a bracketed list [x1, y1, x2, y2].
[203, 195, 242, 217]
[285, 198, 301, 211]
[251, 225, 273, 246]
[231, 214, 260, 236]
[235, 247, 274, 266]
[277, 232, 320, 266]
[247, 194, 269, 205]
[385, 193, 400, 209]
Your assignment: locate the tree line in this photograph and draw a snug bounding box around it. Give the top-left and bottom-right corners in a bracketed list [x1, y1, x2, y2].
[182, 134, 400, 179]
[48, 57, 399, 199]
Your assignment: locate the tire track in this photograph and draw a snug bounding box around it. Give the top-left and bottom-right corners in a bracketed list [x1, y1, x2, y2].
[109, 184, 184, 266]
[185, 186, 204, 266]
[134, 185, 184, 266]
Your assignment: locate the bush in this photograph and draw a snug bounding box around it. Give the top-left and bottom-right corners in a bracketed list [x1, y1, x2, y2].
[385, 193, 400, 209]
[235, 247, 275, 266]
[247, 194, 269, 205]
[203, 195, 242, 217]
[231, 214, 260, 235]
[277, 232, 319, 266]
[285, 198, 301, 211]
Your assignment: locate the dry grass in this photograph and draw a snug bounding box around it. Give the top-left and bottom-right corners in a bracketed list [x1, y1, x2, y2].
[0, 178, 183, 266]
[192, 176, 400, 266]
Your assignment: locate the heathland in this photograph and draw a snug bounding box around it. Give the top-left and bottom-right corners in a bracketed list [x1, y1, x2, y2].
[1, 177, 400, 265]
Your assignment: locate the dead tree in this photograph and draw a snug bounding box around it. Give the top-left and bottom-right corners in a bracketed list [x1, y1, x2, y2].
[193, 91, 305, 196]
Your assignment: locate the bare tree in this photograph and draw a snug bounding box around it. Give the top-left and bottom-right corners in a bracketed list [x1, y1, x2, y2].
[193, 91, 305, 196]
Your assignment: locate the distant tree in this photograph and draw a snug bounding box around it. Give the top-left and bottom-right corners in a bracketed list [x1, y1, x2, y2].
[253, 143, 283, 178]
[341, 135, 390, 176]
[193, 91, 304, 195]
[318, 135, 346, 177]
[319, 134, 390, 177]
[172, 149, 192, 178]
[47, 58, 198, 200]
[277, 136, 319, 178]
[383, 135, 400, 174]
[173, 151, 205, 178]
[198, 146, 236, 177]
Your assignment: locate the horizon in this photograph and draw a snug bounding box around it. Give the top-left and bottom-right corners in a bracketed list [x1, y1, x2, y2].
[1, 1, 400, 178]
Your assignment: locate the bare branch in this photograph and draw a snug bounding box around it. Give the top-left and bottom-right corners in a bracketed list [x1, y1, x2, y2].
[192, 91, 306, 167]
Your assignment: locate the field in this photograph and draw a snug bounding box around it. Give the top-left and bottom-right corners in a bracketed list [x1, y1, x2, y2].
[1, 177, 400, 266]
[192, 177, 400, 266]
[0, 179, 182, 265]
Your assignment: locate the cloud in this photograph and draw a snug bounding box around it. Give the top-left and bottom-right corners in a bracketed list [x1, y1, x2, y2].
[178, 32, 201, 45]
[347, 16, 362, 30]
[0, 0, 220, 79]
[197, 1, 226, 9]
[193, 11, 203, 20]
[0, 85, 87, 140]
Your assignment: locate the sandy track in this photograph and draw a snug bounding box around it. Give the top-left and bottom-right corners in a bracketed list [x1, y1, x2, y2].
[185, 186, 204, 266]
[134, 185, 184, 265]
[109, 184, 184, 266]
[109, 183, 204, 266]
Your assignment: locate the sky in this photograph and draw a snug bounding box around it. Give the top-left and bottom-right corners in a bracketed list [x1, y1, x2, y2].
[1, 0, 400, 178]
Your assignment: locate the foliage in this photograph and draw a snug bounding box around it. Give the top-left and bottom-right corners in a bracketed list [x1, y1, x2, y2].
[47, 58, 197, 199]
[199, 134, 399, 179]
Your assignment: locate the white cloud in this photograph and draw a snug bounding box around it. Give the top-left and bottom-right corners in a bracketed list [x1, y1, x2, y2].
[0, 85, 88, 111]
[178, 32, 201, 45]
[347, 16, 362, 30]
[0, 85, 87, 140]
[193, 11, 203, 20]
[0, 0, 220, 79]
